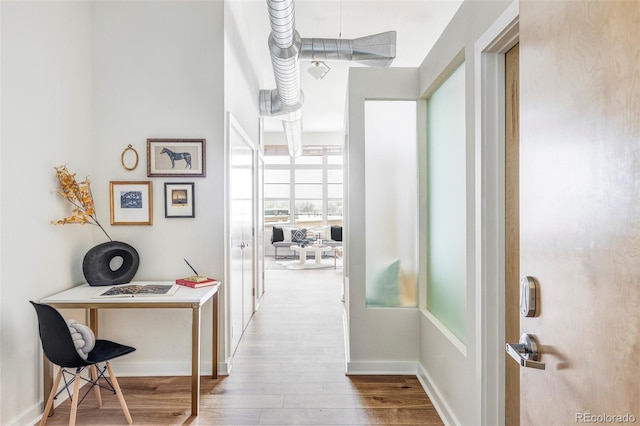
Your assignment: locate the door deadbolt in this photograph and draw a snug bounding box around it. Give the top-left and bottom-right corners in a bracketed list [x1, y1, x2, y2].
[520, 276, 537, 317]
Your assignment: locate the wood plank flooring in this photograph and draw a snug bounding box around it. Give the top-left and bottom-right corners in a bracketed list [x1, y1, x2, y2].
[40, 263, 442, 425]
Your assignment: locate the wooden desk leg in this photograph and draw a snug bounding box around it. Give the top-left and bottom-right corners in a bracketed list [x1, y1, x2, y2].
[212, 291, 218, 379]
[89, 308, 99, 336]
[191, 304, 201, 416]
[43, 354, 54, 416]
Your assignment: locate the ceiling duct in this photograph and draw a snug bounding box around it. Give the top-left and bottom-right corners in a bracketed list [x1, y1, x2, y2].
[299, 31, 397, 67]
[260, 0, 396, 157]
[260, 0, 303, 157]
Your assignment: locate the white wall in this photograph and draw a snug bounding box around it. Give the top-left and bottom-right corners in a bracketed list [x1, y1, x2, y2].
[416, 1, 513, 425]
[346, 67, 420, 373]
[224, 0, 261, 143]
[224, 0, 262, 366]
[345, 1, 514, 424]
[1, 1, 231, 424]
[0, 2, 94, 424]
[90, 0, 225, 377]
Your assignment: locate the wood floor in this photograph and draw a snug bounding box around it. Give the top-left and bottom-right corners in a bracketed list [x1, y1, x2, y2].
[40, 262, 442, 425]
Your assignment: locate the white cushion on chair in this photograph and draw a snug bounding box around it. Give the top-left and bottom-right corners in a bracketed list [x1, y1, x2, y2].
[66, 319, 95, 360]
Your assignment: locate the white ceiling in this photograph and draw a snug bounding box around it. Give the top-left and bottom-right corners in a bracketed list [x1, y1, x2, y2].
[231, 0, 463, 133]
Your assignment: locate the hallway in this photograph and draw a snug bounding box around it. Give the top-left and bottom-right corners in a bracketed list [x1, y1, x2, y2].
[42, 263, 442, 425]
[209, 263, 442, 424]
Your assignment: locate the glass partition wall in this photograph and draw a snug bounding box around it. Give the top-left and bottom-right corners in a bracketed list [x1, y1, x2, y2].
[426, 62, 467, 342]
[364, 101, 418, 308]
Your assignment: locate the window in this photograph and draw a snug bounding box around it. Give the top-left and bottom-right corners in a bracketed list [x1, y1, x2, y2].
[264, 146, 343, 227]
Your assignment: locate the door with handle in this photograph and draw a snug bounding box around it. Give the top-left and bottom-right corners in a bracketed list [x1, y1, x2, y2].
[516, 2, 640, 424]
[228, 115, 256, 354]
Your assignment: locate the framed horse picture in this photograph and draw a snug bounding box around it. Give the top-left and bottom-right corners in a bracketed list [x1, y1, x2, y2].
[147, 139, 206, 177]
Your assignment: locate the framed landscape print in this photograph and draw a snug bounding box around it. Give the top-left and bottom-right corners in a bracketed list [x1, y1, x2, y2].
[110, 181, 153, 225]
[164, 182, 195, 218]
[147, 139, 206, 177]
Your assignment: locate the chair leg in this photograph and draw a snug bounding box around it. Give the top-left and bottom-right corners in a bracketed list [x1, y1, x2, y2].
[90, 365, 102, 408]
[106, 362, 133, 424]
[68, 370, 82, 426]
[40, 368, 63, 426]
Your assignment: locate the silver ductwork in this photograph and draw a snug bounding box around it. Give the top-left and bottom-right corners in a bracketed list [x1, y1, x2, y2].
[299, 31, 397, 67]
[262, 0, 303, 157]
[261, 0, 396, 157]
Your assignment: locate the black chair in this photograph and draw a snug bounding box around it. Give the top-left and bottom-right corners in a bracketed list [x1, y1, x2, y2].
[30, 301, 135, 426]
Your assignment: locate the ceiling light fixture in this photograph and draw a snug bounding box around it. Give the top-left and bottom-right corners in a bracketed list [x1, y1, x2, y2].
[308, 61, 331, 80]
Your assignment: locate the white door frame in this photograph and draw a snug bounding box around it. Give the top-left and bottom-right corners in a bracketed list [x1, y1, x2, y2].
[474, 2, 519, 425]
[254, 148, 265, 309]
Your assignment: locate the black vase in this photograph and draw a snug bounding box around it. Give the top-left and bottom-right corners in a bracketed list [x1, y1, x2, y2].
[82, 241, 139, 286]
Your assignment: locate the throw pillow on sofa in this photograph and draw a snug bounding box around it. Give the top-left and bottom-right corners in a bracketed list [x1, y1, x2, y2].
[291, 228, 307, 242]
[271, 226, 285, 243]
[282, 227, 294, 242]
[311, 226, 330, 240]
[330, 225, 342, 242]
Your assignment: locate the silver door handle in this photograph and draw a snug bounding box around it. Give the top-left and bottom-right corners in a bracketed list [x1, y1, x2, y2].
[506, 333, 546, 370]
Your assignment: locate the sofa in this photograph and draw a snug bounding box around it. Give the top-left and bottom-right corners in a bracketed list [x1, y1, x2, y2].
[271, 225, 342, 259]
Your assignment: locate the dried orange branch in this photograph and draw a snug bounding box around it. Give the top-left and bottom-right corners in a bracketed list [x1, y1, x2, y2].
[51, 165, 112, 241]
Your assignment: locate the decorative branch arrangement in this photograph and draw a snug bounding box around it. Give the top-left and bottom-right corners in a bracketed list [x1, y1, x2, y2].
[51, 165, 112, 241]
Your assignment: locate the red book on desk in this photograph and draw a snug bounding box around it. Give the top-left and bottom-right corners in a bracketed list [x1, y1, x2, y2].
[176, 277, 219, 288]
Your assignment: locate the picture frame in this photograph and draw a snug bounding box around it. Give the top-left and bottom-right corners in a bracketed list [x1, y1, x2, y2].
[147, 139, 206, 177]
[164, 182, 195, 218]
[110, 181, 153, 225]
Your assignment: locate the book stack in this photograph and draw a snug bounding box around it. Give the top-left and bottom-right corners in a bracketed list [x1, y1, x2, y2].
[175, 275, 219, 288]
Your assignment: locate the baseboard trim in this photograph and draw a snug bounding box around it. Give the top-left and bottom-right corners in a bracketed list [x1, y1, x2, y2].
[346, 360, 418, 375]
[17, 402, 46, 426]
[416, 363, 460, 426]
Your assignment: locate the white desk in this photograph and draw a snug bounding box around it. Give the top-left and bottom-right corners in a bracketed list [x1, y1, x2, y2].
[40, 281, 219, 416]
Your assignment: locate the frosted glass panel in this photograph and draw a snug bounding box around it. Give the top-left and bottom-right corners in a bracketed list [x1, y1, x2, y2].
[426, 62, 467, 342]
[364, 101, 418, 308]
